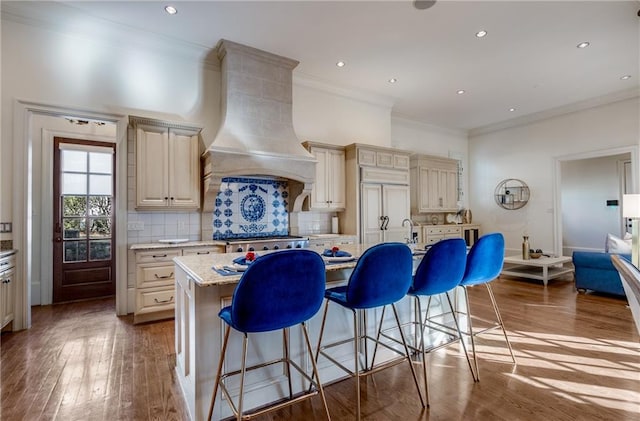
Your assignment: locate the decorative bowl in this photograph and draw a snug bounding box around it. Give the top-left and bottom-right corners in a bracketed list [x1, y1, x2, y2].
[529, 252, 542, 259]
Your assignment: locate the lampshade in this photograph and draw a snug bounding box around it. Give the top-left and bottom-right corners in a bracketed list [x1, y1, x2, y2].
[623, 194, 640, 218]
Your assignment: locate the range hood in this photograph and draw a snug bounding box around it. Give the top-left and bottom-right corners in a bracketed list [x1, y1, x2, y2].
[202, 40, 315, 215]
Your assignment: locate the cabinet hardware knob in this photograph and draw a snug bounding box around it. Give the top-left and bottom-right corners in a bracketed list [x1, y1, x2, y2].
[154, 272, 174, 279]
[170, 197, 174, 200]
[164, 197, 169, 200]
[154, 296, 174, 304]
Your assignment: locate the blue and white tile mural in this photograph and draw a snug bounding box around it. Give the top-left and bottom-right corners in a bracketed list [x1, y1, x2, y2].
[212, 177, 289, 240]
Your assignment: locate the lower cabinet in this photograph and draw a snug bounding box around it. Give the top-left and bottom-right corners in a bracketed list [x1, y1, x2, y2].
[423, 225, 462, 245]
[133, 246, 223, 323]
[422, 224, 482, 246]
[308, 234, 358, 249]
[0, 254, 16, 331]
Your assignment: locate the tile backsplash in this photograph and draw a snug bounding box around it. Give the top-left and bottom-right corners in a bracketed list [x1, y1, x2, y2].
[212, 177, 289, 240]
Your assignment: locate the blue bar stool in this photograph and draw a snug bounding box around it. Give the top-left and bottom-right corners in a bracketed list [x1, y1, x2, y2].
[460, 232, 516, 380]
[208, 249, 331, 421]
[406, 237, 476, 406]
[314, 242, 425, 420]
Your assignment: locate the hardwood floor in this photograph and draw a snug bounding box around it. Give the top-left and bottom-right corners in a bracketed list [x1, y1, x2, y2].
[1, 276, 639, 420]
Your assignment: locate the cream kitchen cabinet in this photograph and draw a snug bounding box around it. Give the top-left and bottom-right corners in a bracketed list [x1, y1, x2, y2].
[361, 183, 411, 244]
[0, 253, 16, 331]
[132, 117, 202, 210]
[304, 143, 346, 211]
[410, 155, 459, 213]
[133, 245, 223, 323]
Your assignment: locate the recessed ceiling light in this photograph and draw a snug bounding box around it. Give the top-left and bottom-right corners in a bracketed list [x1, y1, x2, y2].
[576, 41, 590, 49]
[388, 78, 398, 84]
[165, 5, 177, 15]
[456, 89, 465, 95]
[336, 61, 345, 68]
[476, 30, 488, 38]
[509, 108, 516, 112]
[620, 75, 632, 80]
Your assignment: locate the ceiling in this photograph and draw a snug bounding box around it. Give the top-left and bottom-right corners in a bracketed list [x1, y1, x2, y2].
[3, 1, 639, 132]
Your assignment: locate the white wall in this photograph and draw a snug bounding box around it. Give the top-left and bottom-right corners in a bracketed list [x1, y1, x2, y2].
[469, 98, 640, 256]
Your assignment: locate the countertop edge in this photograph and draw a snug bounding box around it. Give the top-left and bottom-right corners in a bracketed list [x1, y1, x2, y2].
[0, 250, 17, 258]
[130, 240, 226, 250]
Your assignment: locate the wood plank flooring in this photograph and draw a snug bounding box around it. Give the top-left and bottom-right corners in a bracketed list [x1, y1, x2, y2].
[1, 276, 639, 420]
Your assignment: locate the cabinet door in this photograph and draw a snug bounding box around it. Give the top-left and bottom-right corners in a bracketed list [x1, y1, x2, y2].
[382, 184, 411, 242]
[169, 129, 200, 209]
[361, 184, 384, 244]
[328, 149, 346, 209]
[1, 267, 15, 328]
[443, 169, 459, 210]
[136, 125, 169, 208]
[310, 147, 330, 209]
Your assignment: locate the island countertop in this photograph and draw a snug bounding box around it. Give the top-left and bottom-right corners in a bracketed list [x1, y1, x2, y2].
[173, 243, 429, 287]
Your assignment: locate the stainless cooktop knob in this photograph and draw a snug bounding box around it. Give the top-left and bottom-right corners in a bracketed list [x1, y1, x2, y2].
[263, 246, 269, 250]
[236, 247, 243, 252]
[273, 245, 280, 250]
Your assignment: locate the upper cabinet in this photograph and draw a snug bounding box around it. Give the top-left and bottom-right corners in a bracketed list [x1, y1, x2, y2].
[304, 142, 346, 211]
[131, 117, 202, 210]
[410, 155, 459, 213]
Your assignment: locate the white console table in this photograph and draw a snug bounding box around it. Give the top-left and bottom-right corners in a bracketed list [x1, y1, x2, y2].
[501, 255, 574, 286]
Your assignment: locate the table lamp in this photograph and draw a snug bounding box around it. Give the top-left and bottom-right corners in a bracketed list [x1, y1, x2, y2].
[622, 194, 640, 266]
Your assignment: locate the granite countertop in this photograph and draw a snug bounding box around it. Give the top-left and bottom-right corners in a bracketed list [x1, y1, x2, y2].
[173, 243, 428, 287]
[130, 240, 226, 250]
[0, 249, 17, 258]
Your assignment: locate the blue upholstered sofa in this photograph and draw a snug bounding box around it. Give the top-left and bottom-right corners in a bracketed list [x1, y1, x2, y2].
[572, 251, 629, 296]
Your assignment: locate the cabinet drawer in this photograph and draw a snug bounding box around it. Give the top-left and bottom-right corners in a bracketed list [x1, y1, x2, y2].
[182, 246, 222, 256]
[136, 263, 175, 288]
[425, 235, 444, 245]
[0, 256, 15, 272]
[135, 286, 175, 315]
[424, 226, 461, 236]
[135, 249, 180, 263]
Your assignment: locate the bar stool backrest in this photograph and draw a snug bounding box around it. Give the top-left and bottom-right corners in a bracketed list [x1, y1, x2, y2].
[460, 233, 505, 287]
[411, 238, 467, 295]
[230, 249, 326, 333]
[346, 242, 413, 309]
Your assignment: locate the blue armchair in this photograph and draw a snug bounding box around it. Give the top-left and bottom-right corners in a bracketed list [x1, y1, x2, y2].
[572, 251, 629, 296]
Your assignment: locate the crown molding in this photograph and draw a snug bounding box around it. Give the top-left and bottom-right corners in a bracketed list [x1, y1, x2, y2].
[469, 88, 640, 137]
[293, 72, 395, 110]
[391, 113, 468, 137]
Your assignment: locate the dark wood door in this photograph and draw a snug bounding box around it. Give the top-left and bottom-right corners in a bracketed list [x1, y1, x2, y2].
[53, 138, 116, 303]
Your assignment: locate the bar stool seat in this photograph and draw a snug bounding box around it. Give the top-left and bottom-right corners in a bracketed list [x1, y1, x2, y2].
[208, 249, 331, 421]
[314, 242, 425, 420]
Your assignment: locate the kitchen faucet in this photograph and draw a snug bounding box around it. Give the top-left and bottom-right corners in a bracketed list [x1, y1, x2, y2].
[402, 218, 416, 244]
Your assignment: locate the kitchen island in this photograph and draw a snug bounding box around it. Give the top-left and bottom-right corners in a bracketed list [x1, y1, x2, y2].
[173, 244, 457, 421]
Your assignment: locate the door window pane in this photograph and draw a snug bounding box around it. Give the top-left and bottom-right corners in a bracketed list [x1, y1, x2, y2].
[89, 152, 112, 174]
[63, 196, 87, 216]
[64, 241, 87, 262]
[90, 218, 111, 238]
[63, 218, 86, 239]
[89, 196, 112, 216]
[89, 174, 112, 195]
[62, 150, 87, 172]
[63, 173, 87, 195]
[89, 240, 111, 261]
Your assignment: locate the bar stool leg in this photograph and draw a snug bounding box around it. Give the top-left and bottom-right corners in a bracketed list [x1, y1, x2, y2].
[392, 303, 426, 408]
[369, 305, 387, 370]
[353, 309, 361, 421]
[236, 333, 249, 421]
[208, 325, 231, 421]
[283, 327, 293, 399]
[445, 292, 477, 382]
[415, 297, 430, 406]
[485, 284, 517, 364]
[462, 286, 480, 381]
[301, 321, 332, 420]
